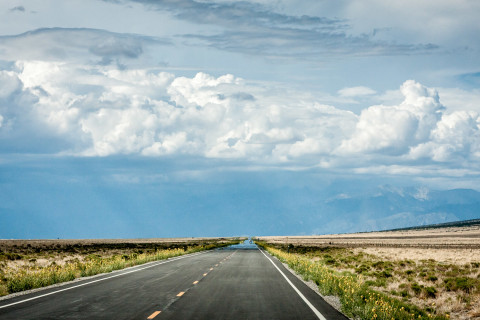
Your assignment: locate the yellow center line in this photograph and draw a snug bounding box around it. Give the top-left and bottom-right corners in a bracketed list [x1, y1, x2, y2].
[193, 280, 199, 284]
[203, 273, 208, 276]
[147, 311, 161, 319]
[177, 291, 185, 297]
[209, 267, 213, 270]
[215, 264, 219, 267]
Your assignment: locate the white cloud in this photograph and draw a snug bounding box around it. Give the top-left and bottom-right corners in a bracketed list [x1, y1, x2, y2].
[1, 60, 479, 178]
[338, 80, 444, 155]
[0, 62, 358, 160]
[80, 106, 158, 156]
[14, 61, 85, 136]
[141, 132, 190, 156]
[409, 110, 480, 162]
[168, 72, 239, 108]
[338, 86, 376, 97]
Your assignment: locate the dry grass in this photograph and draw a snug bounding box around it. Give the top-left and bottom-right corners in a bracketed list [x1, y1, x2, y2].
[0, 237, 243, 296]
[1, 237, 237, 273]
[256, 225, 480, 319]
[259, 244, 449, 320]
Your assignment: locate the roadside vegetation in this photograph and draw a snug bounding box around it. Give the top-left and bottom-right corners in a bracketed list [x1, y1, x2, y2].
[256, 241, 480, 319]
[0, 239, 241, 296]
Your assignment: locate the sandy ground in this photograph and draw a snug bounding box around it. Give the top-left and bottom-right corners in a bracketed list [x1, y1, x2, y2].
[356, 247, 480, 265]
[257, 225, 480, 249]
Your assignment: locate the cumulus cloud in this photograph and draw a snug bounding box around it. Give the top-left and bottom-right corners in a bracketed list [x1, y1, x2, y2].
[0, 60, 479, 174]
[409, 111, 480, 162]
[168, 72, 240, 108]
[0, 61, 357, 160]
[338, 80, 444, 155]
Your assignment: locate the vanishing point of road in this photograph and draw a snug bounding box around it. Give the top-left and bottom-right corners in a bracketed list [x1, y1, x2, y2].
[0, 241, 348, 320]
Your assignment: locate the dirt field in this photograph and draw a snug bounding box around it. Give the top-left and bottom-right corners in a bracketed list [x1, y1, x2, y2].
[256, 224, 480, 250]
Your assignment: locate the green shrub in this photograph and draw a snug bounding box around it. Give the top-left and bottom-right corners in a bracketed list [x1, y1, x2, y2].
[400, 290, 410, 297]
[378, 270, 393, 278]
[1, 253, 23, 261]
[323, 254, 336, 265]
[411, 283, 423, 295]
[355, 264, 370, 274]
[444, 277, 479, 293]
[457, 277, 478, 292]
[427, 275, 438, 282]
[425, 286, 437, 298]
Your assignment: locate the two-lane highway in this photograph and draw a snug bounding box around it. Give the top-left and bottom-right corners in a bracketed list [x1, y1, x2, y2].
[0, 241, 348, 319]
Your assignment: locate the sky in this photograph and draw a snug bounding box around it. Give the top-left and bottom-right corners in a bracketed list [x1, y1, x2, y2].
[1, 0, 480, 238]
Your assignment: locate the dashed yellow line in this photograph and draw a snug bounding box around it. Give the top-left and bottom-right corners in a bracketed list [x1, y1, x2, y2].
[146, 253, 238, 320]
[147, 311, 161, 319]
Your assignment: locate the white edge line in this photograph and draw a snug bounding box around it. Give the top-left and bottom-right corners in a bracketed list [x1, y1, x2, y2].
[0, 251, 208, 310]
[259, 249, 327, 320]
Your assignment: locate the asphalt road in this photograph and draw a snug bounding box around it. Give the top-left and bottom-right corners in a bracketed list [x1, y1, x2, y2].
[0, 241, 348, 320]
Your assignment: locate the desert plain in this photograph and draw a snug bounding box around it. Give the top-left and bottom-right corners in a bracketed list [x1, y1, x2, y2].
[257, 222, 480, 319]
